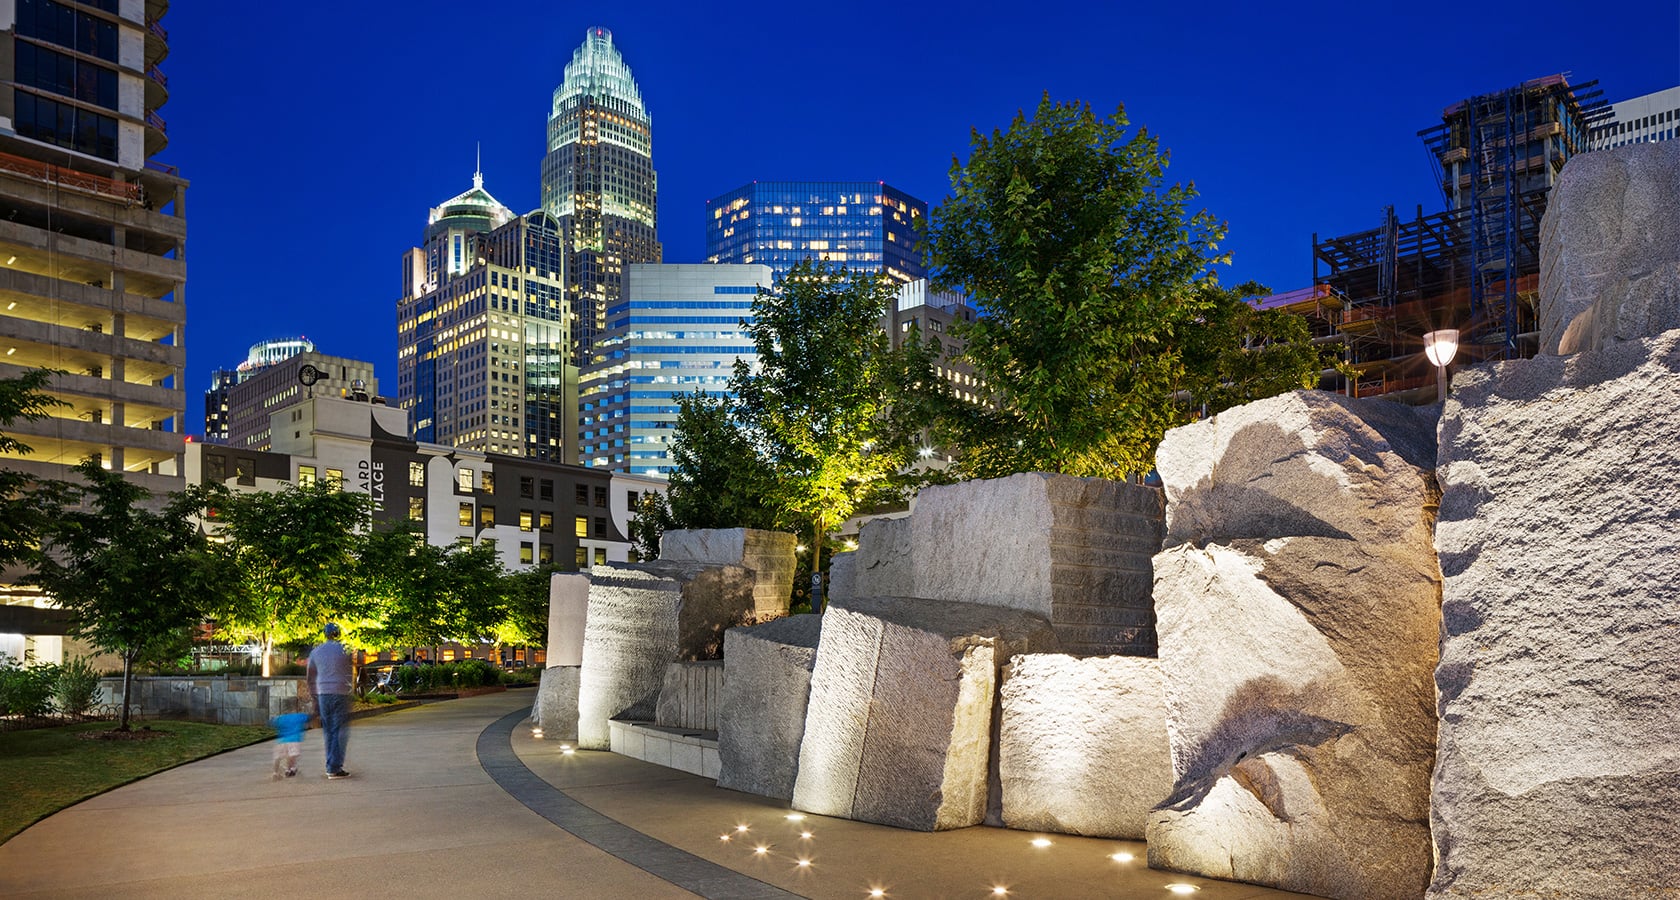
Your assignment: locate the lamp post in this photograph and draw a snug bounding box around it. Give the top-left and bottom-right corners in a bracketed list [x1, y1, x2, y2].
[1423, 329, 1459, 404]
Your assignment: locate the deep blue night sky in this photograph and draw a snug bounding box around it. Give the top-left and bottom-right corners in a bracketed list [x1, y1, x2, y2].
[166, 0, 1678, 434]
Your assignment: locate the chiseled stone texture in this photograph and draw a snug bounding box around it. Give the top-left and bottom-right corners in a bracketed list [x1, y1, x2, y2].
[546, 572, 589, 667]
[792, 596, 1058, 831]
[908, 473, 1164, 655]
[1429, 330, 1680, 899]
[716, 614, 822, 800]
[660, 528, 799, 620]
[1539, 140, 1680, 356]
[1156, 390, 1438, 552]
[575, 560, 755, 750]
[997, 654, 1172, 839]
[826, 550, 856, 603]
[654, 660, 725, 732]
[533, 666, 580, 740]
[1148, 391, 1441, 900]
[851, 514, 916, 600]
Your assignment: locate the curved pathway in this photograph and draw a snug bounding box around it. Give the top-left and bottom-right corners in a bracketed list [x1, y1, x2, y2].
[0, 691, 1313, 899]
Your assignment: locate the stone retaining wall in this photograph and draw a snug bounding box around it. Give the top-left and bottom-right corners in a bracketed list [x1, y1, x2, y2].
[96, 676, 306, 726]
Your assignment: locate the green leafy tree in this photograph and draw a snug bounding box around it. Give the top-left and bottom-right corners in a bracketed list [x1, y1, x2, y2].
[0, 369, 70, 568]
[212, 482, 372, 675]
[627, 490, 676, 561]
[729, 260, 951, 600]
[926, 94, 1322, 479]
[357, 526, 508, 658]
[27, 462, 239, 730]
[664, 390, 779, 532]
[499, 563, 555, 655]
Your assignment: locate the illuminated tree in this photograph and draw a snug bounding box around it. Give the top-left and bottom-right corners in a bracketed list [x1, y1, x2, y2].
[926, 94, 1322, 479]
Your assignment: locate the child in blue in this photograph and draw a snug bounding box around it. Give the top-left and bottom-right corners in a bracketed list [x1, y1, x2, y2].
[271, 702, 309, 780]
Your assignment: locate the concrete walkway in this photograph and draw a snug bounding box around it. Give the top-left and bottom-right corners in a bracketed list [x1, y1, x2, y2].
[0, 692, 1316, 899]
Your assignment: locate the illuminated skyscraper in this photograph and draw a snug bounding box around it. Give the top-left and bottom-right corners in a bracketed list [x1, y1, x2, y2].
[541, 27, 661, 370]
[396, 169, 576, 462]
[705, 181, 926, 285]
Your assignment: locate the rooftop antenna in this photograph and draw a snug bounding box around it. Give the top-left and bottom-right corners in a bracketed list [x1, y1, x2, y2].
[473, 142, 483, 189]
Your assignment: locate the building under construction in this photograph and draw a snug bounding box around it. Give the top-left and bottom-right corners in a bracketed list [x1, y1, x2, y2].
[1288, 75, 1610, 400]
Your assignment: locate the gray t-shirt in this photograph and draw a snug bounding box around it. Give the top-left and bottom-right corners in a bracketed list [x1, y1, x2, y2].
[307, 640, 353, 696]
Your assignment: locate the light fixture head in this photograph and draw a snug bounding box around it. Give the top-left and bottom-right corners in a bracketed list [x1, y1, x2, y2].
[1166, 885, 1201, 895]
[1424, 329, 1460, 367]
[784, 813, 805, 822]
[1111, 852, 1135, 863]
[1030, 837, 1052, 848]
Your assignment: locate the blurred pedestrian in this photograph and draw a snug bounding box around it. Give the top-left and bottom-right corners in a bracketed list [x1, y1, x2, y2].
[306, 622, 353, 779]
[270, 697, 308, 780]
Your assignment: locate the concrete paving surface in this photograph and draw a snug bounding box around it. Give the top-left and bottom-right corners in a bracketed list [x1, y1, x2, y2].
[0, 691, 1321, 899]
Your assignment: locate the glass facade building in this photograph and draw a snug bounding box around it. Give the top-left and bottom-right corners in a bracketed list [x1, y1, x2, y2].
[579, 264, 772, 476]
[704, 181, 927, 286]
[396, 171, 577, 462]
[541, 28, 662, 370]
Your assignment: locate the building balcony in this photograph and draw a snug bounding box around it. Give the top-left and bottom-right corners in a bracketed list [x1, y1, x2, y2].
[144, 13, 170, 67]
[0, 219, 184, 297]
[0, 362, 184, 423]
[144, 110, 169, 157]
[1, 314, 185, 373]
[145, 65, 169, 109]
[0, 268, 185, 329]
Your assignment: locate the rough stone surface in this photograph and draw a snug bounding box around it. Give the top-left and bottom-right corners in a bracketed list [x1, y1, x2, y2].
[1539, 141, 1680, 356]
[575, 560, 755, 749]
[851, 514, 916, 600]
[826, 551, 856, 603]
[906, 473, 1164, 655]
[659, 528, 798, 620]
[1156, 390, 1438, 552]
[654, 660, 725, 732]
[716, 614, 823, 800]
[533, 666, 579, 740]
[996, 654, 1172, 839]
[792, 596, 1058, 831]
[1428, 330, 1680, 899]
[546, 572, 590, 667]
[1147, 391, 1441, 900]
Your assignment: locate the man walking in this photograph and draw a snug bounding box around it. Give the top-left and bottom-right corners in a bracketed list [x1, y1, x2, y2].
[306, 622, 353, 779]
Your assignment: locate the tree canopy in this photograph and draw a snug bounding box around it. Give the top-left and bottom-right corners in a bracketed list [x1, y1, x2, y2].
[28, 461, 239, 729]
[0, 369, 69, 568]
[925, 94, 1323, 479]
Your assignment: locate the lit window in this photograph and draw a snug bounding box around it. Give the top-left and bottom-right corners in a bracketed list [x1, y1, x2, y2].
[458, 468, 472, 492]
[409, 497, 424, 521]
[576, 546, 588, 568]
[594, 548, 606, 566]
[324, 468, 343, 489]
[298, 465, 316, 488]
[520, 510, 534, 532]
[540, 512, 553, 533]
[520, 542, 533, 565]
[410, 461, 425, 487]
[575, 516, 589, 538]
[459, 503, 473, 527]
[480, 505, 495, 528]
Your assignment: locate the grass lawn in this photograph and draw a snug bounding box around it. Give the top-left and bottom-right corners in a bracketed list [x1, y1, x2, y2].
[0, 720, 272, 845]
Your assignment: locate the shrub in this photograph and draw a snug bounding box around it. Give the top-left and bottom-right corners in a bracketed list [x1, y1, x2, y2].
[53, 656, 102, 715]
[0, 658, 58, 717]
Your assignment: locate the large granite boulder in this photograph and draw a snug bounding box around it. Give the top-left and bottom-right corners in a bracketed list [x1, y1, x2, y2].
[1147, 391, 1441, 900]
[867, 473, 1164, 655]
[546, 572, 589, 667]
[716, 614, 822, 800]
[850, 515, 916, 600]
[659, 528, 798, 621]
[575, 560, 755, 749]
[533, 666, 579, 740]
[996, 654, 1171, 839]
[1539, 141, 1680, 356]
[654, 660, 724, 732]
[792, 596, 1058, 831]
[1429, 329, 1680, 898]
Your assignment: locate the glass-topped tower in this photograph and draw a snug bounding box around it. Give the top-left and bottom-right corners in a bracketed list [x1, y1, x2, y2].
[541, 27, 662, 370]
[397, 169, 576, 462]
[705, 181, 927, 286]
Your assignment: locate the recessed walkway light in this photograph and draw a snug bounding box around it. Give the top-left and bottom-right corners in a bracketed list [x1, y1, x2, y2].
[1166, 885, 1200, 895]
[795, 858, 811, 868]
[992, 887, 1009, 896]
[1111, 852, 1134, 863]
[754, 845, 769, 855]
[1030, 837, 1052, 848]
[784, 813, 805, 821]
[736, 824, 750, 833]
[868, 890, 885, 899]
[800, 830, 813, 840]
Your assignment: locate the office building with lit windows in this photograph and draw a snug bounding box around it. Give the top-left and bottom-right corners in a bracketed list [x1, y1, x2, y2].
[2, 0, 186, 663]
[396, 169, 576, 463]
[204, 336, 314, 443]
[705, 181, 926, 286]
[579, 263, 772, 475]
[540, 27, 661, 370]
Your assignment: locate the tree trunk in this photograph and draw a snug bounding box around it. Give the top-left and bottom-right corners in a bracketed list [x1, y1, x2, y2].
[117, 651, 135, 731]
[813, 519, 826, 613]
[261, 631, 274, 678]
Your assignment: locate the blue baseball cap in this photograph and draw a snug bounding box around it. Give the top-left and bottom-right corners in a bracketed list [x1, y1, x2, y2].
[324, 622, 341, 638]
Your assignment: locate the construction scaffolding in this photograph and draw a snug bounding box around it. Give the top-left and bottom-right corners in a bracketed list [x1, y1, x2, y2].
[1299, 75, 1609, 401]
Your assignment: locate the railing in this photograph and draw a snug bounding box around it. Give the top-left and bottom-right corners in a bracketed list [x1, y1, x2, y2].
[144, 159, 179, 177]
[145, 64, 169, 88]
[145, 110, 167, 133]
[146, 18, 169, 42]
[0, 148, 143, 204]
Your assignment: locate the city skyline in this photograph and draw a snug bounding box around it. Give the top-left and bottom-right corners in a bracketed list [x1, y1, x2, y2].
[165, 0, 1678, 434]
